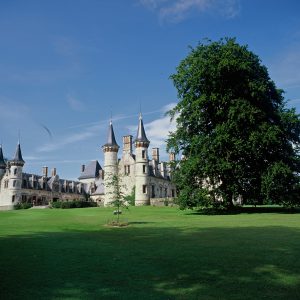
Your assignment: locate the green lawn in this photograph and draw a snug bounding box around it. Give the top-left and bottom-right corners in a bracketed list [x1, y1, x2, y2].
[0, 206, 300, 300]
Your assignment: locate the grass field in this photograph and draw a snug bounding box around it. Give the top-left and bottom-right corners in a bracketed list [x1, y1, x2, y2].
[0, 206, 300, 300]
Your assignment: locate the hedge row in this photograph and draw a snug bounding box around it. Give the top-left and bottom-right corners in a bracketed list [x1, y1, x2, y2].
[51, 200, 97, 209]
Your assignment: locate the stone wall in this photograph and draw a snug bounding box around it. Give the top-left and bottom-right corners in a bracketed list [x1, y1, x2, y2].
[149, 197, 177, 207]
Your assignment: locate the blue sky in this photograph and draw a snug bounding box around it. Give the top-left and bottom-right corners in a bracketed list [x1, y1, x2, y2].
[0, 0, 299, 180]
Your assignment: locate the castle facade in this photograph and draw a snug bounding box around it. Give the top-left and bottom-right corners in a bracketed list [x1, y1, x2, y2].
[0, 115, 176, 210]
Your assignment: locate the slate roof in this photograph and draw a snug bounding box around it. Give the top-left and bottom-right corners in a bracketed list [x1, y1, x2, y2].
[103, 121, 119, 148]
[135, 114, 150, 144]
[10, 143, 25, 164]
[0, 145, 6, 168]
[22, 172, 84, 193]
[78, 160, 102, 180]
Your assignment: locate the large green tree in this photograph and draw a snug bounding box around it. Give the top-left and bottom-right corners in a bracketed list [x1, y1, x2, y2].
[167, 38, 300, 209]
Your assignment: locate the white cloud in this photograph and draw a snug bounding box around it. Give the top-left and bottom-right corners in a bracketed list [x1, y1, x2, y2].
[139, 0, 240, 22]
[145, 114, 176, 148]
[161, 102, 177, 113]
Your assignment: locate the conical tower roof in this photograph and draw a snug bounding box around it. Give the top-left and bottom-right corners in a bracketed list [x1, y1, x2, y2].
[10, 142, 25, 165]
[135, 113, 150, 144]
[0, 144, 6, 169]
[102, 120, 119, 149]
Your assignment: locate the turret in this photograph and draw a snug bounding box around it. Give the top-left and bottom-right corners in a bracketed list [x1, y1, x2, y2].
[6, 142, 25, 206]
[134, 114, 150, 206]
[102, 120, 119, 206]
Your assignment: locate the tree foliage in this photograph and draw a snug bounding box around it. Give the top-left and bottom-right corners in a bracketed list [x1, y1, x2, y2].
[167, 38, 300, 209]
[106, 173, 129, 224]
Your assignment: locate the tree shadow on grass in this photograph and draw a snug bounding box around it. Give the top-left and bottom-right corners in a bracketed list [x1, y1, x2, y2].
[187, 206, 300, 216]
[0, 226, 300, 300]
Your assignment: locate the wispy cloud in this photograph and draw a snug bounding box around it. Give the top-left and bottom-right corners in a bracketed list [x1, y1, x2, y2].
[36, 130, 97, 152]
[27, 159, 91, 165]
[139, 0, 240, 23]
[288, 98, 300, 106]
[0, 96, 30, 121]
[67, 108, 165, 130]
[66, 94, 85, 111]
[36, 103, 178, 154]
[268, 43, 300, 89]
[0, 96, 35, 140]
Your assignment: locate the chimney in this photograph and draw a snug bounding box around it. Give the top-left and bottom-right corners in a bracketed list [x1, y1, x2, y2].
[152, 148, 160, 162]
[169, 152, 175, 162]
[123, 135, 133, 155]
[81, 164, 85, 173]
[51, 168, 57, 177]
[42, 166, 48, 177]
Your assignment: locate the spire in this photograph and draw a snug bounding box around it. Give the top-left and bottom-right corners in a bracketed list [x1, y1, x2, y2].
[102, 120, 119, 151]
[0, 144, 6, 169]
[10, 142, 25, 165]
[135, 113, 150, 144]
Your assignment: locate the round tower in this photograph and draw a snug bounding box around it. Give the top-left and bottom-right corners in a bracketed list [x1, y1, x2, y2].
[7, 142, 25, 206]
[102, 120, 119, 206]
[134, 114, 150, 206]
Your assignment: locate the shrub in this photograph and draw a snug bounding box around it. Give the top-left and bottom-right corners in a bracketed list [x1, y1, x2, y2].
[14, 203, 33, 210]
[51, 201, 62, 208]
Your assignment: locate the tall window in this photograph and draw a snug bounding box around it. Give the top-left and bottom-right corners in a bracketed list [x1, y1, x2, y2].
[143, 185, 147, 194]
[143, 165, 146, 173]
[142, 150, 146, 159]
[13, 180, 16, 187]
[23, 180, 27, 188]
[14, 168, 17, 175]
[12, 195, 15, 202]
